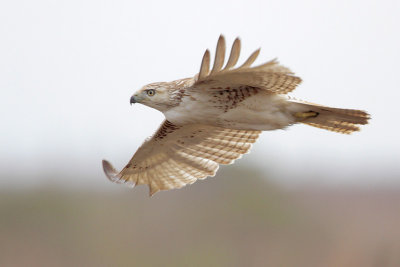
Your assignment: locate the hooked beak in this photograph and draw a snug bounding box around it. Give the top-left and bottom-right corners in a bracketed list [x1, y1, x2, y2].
[130, 95, 137, 105]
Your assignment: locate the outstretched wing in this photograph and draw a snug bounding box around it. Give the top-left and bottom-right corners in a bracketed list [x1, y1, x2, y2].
[103, 120, 260, 196]
[195, 35, 302, 94]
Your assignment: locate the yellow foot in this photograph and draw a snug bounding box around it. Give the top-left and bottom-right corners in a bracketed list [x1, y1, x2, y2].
[295, 111, 319, 119]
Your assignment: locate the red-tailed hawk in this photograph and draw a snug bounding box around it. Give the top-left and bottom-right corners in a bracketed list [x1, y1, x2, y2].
[102, 36, 370, 195]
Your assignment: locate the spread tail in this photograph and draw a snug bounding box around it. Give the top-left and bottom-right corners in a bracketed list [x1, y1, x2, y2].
[290, 101, 370, 134]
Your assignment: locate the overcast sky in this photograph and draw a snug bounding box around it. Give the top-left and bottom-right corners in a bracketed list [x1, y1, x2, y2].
[1, 0, 399, 188]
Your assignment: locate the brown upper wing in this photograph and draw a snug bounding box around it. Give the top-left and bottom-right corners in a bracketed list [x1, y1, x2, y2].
[195, 35, 302, 94]
[103, 120, 260, 196]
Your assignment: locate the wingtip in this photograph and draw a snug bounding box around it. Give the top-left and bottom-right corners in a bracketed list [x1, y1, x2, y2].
[102, 159, 121, 182]
[198, 49, 211, 80]
[238, 47, 261, 69]
[149, 186, 160, 197]
[233, 37, 241, 49]
[217, 35, 226, 48]
[223, 37, 242, 70]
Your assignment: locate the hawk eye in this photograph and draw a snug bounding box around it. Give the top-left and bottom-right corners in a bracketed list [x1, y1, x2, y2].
[146, 89, 156, 96]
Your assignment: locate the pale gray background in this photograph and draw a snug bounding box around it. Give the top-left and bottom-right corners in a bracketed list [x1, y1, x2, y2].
[1, 0, 399, 188]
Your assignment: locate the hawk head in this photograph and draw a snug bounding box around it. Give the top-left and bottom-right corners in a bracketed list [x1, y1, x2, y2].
[130, 82, 175, 112]
[130, 79, 193, 112]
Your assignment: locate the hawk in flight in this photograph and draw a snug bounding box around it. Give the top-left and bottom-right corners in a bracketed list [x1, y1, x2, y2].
[103, 36, 369, 196]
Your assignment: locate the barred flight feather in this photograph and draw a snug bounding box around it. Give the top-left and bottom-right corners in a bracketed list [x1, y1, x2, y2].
[195, 35, 301, 94]
[103, 120, 260, 195]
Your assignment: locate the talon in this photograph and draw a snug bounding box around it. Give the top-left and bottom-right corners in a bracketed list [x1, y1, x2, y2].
[295, 111, 319, 119]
